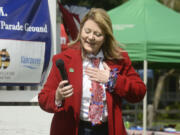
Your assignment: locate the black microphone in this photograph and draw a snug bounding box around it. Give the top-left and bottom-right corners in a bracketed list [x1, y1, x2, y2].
[56, 59, 68, 82]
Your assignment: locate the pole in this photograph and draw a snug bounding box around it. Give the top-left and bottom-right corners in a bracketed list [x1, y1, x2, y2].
[48, 0, 57, 55]
[143, 60, 148, 135]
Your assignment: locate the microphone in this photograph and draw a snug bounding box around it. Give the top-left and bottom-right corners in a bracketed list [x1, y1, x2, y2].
[56, 59, 68, 82]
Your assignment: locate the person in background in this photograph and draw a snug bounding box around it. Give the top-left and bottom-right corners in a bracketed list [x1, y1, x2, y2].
[60, 23, 70, 52]
[38, 8, 146, 135]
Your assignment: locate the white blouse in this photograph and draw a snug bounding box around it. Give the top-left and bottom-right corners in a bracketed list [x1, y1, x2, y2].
[80, 50, 108, 122]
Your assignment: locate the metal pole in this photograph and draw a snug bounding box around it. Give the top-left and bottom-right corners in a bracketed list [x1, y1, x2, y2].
[48, 0, 57, 55]
[143, 60, 148, 135]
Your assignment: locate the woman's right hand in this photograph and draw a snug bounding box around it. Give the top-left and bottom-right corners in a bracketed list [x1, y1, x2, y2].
[55, 80, 74, 103]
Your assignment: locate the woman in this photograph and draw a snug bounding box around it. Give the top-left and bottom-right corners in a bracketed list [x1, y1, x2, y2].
[38, 8, 146, 135]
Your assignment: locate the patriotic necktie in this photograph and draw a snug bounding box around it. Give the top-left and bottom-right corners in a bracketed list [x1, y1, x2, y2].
[88, 58, 104, 125]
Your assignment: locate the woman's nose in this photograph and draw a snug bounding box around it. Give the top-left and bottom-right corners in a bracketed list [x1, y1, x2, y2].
[88, 33, 95, 40]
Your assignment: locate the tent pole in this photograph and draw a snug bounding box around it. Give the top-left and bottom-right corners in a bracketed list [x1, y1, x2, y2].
[143, 60, 148, 135]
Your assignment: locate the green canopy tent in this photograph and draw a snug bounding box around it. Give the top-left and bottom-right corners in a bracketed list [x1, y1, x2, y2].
[108, 0, 180, 133]
[108, 0, 180, 62]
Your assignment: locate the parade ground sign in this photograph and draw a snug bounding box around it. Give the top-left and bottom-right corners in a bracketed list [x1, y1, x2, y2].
[0, 0, 51, 84]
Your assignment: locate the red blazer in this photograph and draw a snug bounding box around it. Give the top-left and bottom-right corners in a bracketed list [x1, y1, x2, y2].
[38, 44, 146, 135]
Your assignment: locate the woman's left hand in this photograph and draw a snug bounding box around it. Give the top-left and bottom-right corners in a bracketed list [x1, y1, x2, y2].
[85, 62, 110, 83]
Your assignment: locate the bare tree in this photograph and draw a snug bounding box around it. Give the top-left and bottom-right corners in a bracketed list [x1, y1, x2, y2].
[148, 69, 175, 128]
[159, 0, 180, 12]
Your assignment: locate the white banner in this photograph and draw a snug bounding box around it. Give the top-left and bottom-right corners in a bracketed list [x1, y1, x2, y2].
[0, 39, 45, 84]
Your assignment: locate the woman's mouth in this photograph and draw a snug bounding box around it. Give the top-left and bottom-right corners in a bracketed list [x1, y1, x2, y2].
[85, 40, 95, 46]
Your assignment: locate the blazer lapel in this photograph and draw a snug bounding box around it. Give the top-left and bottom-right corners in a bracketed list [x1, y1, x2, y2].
[63, 49, 83, 119]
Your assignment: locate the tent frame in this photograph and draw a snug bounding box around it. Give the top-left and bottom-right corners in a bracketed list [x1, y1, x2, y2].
[143, 60, 148, 135]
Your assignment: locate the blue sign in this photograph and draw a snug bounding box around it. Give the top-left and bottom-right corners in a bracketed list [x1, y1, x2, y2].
[0, 0, 51, 84]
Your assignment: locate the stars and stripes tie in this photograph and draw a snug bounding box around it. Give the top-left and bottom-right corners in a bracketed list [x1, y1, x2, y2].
[88, 58, 104, 125]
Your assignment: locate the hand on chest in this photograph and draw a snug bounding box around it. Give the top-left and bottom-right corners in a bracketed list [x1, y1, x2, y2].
[82, 59, 105, 98]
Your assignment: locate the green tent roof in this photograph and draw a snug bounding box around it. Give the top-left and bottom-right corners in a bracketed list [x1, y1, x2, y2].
[108, 0, 180, 63]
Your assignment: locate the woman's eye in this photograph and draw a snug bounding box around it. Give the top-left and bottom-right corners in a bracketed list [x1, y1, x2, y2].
[95, 32, 102, 37]
[85, 28, 91, 33]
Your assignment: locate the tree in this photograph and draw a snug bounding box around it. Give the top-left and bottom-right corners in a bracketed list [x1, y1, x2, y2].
[60, 0, 127, 10]
[158, 0, 180, 12]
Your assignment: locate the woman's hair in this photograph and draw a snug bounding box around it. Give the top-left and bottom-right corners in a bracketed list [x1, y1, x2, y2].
[69, 8, 123, 60]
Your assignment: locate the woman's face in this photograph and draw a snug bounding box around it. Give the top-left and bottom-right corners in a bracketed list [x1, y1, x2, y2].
[80, 19, 105, 55]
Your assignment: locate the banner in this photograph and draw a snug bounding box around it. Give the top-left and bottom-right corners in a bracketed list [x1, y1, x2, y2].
[0, 0, 51, 85]
[0, 39, 45, 83]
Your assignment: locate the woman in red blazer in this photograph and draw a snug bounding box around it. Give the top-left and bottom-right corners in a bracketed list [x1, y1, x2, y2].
[38, 8, 146, 135]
